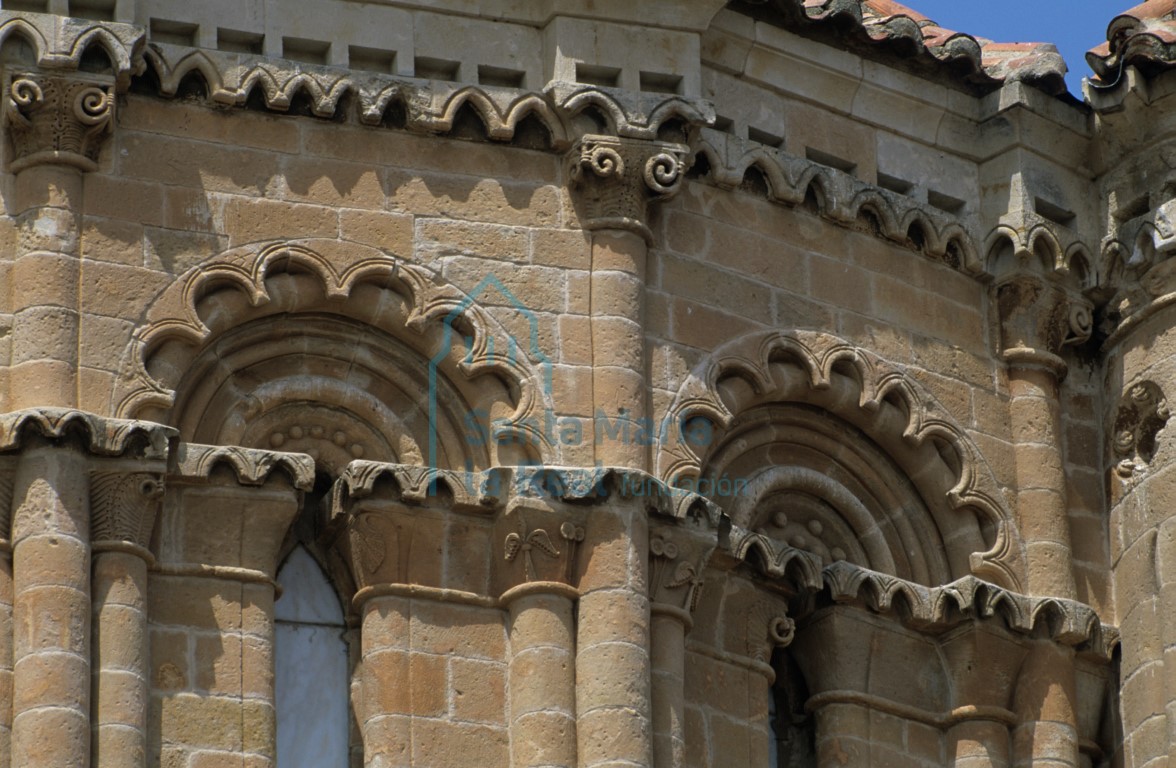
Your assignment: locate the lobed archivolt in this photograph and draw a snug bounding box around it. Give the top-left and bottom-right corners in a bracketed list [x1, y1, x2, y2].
[113, 240, 556, 458]
[659, 329, 1025, 591]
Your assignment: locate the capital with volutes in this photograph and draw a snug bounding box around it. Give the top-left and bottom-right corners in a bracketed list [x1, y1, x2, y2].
[995, 273, 1092, 377]
[567, 134, 690, 243]
[3, 72, 115, 173]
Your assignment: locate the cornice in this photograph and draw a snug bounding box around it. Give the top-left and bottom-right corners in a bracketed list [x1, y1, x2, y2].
[0, 12, 144, 89]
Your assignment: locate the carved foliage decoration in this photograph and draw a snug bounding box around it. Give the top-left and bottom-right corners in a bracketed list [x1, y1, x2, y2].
[1112, 381, 1170, 477]
[4, 74, 113, 172]
[658, 329, 1025, 592]
[504, 514, 561, 583]
[90, 471, 164, 548]
[995, 275, 1093, 360]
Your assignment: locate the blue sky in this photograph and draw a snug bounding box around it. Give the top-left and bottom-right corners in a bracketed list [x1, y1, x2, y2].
[909, 1, 1127, 94]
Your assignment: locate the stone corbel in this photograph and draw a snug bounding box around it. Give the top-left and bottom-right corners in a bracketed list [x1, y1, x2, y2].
[996, 274, 1093, 376]
[567, 134, 690, 243]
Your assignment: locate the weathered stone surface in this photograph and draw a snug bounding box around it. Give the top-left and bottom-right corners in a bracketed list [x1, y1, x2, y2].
[0, 1, 1166, 766]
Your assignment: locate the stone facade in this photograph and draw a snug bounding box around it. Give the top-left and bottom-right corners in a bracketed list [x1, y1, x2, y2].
[0, 0, 1174, 766]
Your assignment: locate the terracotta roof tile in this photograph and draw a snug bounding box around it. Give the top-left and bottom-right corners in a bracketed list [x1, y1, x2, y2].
[737, 0, 1069, 96]
[1088, 0, 1176, 82]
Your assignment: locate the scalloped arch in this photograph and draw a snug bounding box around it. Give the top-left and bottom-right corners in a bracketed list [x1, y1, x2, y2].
[112, 240, 558, 468]
[657, 329, 1026, 591]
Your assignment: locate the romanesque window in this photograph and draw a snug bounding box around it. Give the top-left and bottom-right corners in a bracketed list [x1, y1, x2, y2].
[274, 546, 350, 767]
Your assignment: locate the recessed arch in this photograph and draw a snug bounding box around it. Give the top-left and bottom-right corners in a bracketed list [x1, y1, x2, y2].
[658, 330, 1025, 590]
[114, 240, 557, 472]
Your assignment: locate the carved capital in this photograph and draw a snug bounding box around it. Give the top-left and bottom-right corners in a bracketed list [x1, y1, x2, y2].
[567, 134, 689, 242]
[648, 525, 712, 615]
[90, 471, 164, 551]
[996, 275, 1092, 374]
[498, 505, 584, 590]
[1112, 381, 1170, 478]
[3, 73, 114, 173]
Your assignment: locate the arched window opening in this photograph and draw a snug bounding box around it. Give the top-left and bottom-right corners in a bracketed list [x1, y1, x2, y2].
[770, 649, 815, 767]
[275, 545, 350, 767]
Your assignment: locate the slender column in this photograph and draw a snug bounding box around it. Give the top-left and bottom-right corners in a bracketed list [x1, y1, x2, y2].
[0, 547, 10, 768]
[3, 73, 114, 409]
[647, 526, 710, 768]
[0, 461, 15, 768]
[90, 471, 163, 768]
[503, 582, 578, 768]
[995, 275, 1091, 598]
[941, 624, 1025, 768]
[1005, 357, 1074, 599]
[650, 607, 688, 767]
[575, 495, 652, 767]
[589, 231, 649, 469]
[357, 594, 410, 768]
[10, 441, 90, 767]
[950, 720, 1012, 768]
[567, 135, 689, 472]
[1011, 640, 1079, 768]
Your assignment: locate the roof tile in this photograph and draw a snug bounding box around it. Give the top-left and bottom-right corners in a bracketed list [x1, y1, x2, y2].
[739, 0, 1069, 96]
[1088, 0, 1176, 83]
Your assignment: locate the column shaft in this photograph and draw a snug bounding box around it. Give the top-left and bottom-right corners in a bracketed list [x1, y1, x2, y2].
[576, 504, 651, 767]
[10, 443, 90, 767]
[590, 231, 649, 471]
[91, 550, 149, 767]
[9, 166, 83, 410]
[505, 583, 577, 767]
[0, 552, 11, 768]
[1012, 641, 1079, 768]
[1007, 365, 1075, 599]
[650, 609, 686, 767]
[949, 720, 1011, 768]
